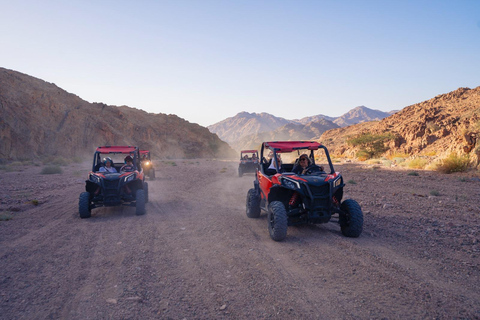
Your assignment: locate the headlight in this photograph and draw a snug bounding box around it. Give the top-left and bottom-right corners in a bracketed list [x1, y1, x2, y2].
[124, 174, 136, 183]
[89, 174, 101, 184]
[145, 161, 150, 166]
[281, 177, 300, 190]
[333, 177, 342, 188]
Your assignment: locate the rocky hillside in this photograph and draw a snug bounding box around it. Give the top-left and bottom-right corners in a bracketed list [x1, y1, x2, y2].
[295, 106, 391, 127]
[320, 87, 480, 166]
[208, 107, 392, 151]
[208, 112, 292, 145]
[0, 68, 236, 160]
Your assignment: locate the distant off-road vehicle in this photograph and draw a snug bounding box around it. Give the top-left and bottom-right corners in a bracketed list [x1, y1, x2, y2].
[79, 146, 149, 218]
[246, 141, 363, 241]
[140, 150, 155, 180]
[238, 150, 259, 177]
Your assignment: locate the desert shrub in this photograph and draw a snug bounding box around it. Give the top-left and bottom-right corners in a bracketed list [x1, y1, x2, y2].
[219, 167, 227, 173]
[393, 157, 406, 164]
[0, 212, 13, 221]
[422, 151, 437, 157]
[347, 179, 357, 184]
[407, 158, 428, 169]
[426, 121, 441, 134]
[31, 199, 39, 206]
[347, 132, 394, 160]
[436, 153, 470, 174]
[387, 153, 410, 160]
[41, 165, 63, 174]
[407, 171, 419, 176]
[430, 190, 440, 196]
[43, 156, 69, 166]
[382, 160, 393, 167]
[356, 149, 374, 161]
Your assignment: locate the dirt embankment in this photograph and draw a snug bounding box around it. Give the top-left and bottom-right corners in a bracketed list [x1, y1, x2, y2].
[0, 160, 479, 319]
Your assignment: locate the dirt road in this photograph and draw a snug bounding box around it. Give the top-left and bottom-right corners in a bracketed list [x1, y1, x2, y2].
[1, 159, 479, 319]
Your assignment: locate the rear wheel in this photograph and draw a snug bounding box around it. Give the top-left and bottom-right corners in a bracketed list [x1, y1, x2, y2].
[246, 188, 261, 218]
[79, 192, 91, 219]
[339, 199, 363, 237]
[135, 190, 146, 215]
[144, 182, 149, 203]
[268, 201, 288, 241]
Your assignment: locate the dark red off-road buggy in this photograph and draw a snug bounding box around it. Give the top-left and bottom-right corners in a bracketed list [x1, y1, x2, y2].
[238, 150, 259, 177]
[79, 146, 148, 218]
[246, 141, 363, 241]
[140, 150, 155, 180]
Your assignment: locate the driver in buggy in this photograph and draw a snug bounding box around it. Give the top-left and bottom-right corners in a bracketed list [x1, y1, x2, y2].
[120, 156, 135, 172]
[292, 154, 324, 175]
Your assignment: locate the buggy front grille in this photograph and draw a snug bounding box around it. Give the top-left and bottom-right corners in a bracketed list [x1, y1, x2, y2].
[306, 183, 330, 209]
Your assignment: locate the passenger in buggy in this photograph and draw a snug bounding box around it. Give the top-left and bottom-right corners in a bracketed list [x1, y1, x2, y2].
[99, 157, 117, 173]
[266, 154, 283, 175]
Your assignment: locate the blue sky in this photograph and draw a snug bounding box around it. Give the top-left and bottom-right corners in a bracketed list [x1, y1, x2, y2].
[1, 0, 479, 127]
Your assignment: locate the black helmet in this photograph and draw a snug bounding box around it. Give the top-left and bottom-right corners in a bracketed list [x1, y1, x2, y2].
[124, 155, 133, 163]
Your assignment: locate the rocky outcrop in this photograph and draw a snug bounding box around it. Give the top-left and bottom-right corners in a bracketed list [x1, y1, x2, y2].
[320, 87, 480, 166]
[0, 68, 236, 160]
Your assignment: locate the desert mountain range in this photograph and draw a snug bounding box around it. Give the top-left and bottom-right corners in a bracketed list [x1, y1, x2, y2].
[0, 68, 236, 160]
[208, 107, 392, 151]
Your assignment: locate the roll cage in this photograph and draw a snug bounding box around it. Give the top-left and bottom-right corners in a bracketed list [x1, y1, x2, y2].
[93, 146, 142, 172]
[259, 141, 335, 175]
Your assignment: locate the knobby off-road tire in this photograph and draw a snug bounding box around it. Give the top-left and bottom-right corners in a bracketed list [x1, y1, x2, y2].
[268, 201, 288, 241]
[339, 199, 363, 237]
[135, 189, 146, 215]
[144, 182, 149, 203]
[246, 188, 261, 218]
[79, 192, 91, 219]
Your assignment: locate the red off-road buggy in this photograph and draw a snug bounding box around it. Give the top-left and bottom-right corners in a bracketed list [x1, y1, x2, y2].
[246, 141, 363, 241]
[79, 146, 148, 218]
[140, 150, 155, 180]
[238, 150, 259, 177]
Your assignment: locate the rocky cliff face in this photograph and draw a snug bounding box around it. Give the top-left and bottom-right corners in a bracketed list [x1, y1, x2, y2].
[0, 68, 236, 160]
[320, 87, 480, 166]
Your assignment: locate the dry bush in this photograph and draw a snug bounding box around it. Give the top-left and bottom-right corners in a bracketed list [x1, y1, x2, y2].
[407, 158, 428, 169]
[435, 153, 470, 174]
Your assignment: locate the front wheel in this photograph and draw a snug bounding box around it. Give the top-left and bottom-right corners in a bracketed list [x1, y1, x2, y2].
[246, 188, 261, 218]
[79, 192, 91, 219]
[339, 199, 363, 237]
[135, 190, 146, 215]
[268, 201, 288, 241]
[144, 182, 149, 203]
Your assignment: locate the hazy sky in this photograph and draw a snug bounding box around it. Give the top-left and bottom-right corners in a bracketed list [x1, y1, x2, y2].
[1, 0, 479, 127]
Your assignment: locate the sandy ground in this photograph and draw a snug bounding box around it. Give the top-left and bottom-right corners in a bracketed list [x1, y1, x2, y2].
[0, 159, 479, 319]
